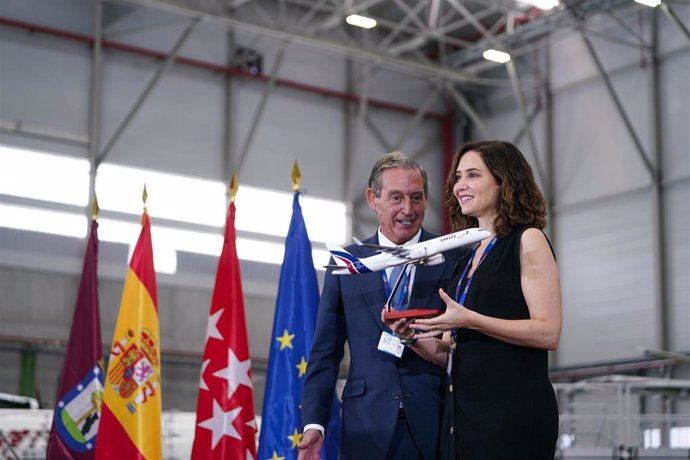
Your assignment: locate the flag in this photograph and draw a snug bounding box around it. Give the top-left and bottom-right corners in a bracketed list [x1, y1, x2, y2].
[46, 219, 103, 460]
[191, 199, 257, 460]
[257, 191, 341, 460]
[95, 211, 161, 460]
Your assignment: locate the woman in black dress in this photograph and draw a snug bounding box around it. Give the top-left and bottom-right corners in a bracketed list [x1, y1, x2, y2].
[384, 140, 561, 459]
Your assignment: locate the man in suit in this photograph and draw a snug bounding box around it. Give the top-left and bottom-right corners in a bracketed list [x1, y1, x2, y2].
[298, 151, 461, 460]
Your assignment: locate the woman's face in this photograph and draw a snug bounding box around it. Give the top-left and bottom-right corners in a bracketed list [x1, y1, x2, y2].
[453, 150, 500, 220]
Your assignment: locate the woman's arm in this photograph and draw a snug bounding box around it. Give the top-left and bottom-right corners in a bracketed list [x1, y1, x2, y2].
[414, 228, 562, 351]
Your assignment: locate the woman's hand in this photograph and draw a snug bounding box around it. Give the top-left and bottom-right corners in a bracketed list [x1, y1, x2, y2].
[380, 309, 416, 340]
[412, 289, 474, 338]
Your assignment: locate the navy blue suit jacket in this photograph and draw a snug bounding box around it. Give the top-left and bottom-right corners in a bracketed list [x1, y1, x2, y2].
[301, 229, 464, 460]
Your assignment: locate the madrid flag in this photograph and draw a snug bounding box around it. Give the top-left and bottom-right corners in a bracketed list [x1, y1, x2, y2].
[46, 218, 103, 460]
[96, 211, 161, 460]
[191, 197, 257, 459]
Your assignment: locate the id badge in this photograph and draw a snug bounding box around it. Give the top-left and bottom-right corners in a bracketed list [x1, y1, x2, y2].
[378, 331, 404, 358]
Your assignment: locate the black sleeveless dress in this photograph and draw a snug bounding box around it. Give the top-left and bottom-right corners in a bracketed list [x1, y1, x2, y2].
[440, 228, 559, 460]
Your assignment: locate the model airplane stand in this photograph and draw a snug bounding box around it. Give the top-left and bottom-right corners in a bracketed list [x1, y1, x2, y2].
[383, 262, 442, 320]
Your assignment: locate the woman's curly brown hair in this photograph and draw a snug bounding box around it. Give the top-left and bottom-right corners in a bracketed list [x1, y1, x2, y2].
[444, 140, 547, 237]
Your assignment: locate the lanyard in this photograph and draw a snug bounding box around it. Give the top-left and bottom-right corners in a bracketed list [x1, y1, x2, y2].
[382, 266, 411, 309]
[447, 236, 497, 375]
[454, 236, 498, 305]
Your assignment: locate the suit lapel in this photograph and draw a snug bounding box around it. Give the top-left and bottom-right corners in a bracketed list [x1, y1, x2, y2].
[348, 234, 388, 330]
[409, 262, 447, 308]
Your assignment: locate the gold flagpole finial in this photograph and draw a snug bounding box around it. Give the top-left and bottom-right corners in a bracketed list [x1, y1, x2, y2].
[229, 173, 239, 203]
[291, 161, 301, 192]
[142, 184, 148, 212]
[91, 195, 100, 221]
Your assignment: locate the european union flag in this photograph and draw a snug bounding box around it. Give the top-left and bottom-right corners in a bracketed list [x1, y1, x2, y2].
[258, 191, 340, 460]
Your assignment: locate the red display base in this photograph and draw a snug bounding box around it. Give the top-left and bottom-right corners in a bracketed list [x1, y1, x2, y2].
[383, 309, 442, 320]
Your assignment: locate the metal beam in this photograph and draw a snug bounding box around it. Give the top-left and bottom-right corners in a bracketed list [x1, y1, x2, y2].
[223, 28, 238, 184]
[377, 0, 427, 54]
[511, 104, 541, 147]
[0, 119, 88, 146]
[446, 0, 491, 38]
[660, 1, 690, 44]
[99, 16, 199, 163]
[649, 8, 669, 352]
[88, 0, 104, 213]
[506, 59, 544, 184]
[310, 0, 387, 34]
[446, 84, 494, 140]
[295, 0, 329, 31]
[393, 84, 442, 150]
[581, 31, 656, 178]
[112, 0, 509, 87]
[428, 0, 440, 30]
[236, 40, 289, 174]
[344, 59, 355, 243]
[369, 114, 393, 149]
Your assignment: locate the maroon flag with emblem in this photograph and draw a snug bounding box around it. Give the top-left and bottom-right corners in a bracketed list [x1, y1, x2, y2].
[46, 219, 103, 460]
[191, 199, 257, 460]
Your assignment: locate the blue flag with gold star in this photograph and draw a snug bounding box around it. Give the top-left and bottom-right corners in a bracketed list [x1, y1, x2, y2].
[258, 191, 340, 460]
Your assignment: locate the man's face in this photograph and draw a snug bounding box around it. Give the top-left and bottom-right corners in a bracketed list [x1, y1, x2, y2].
[366, 167, 428, 245]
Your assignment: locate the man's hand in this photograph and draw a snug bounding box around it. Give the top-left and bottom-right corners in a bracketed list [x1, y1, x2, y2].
[297, 428, 324, 460]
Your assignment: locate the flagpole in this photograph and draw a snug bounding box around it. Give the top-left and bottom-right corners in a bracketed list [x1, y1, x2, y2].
[96, 185, 161, 460]
[257, 162, 341, 460]
[46, 195, 103, 460]
[192, 173, 258, 460]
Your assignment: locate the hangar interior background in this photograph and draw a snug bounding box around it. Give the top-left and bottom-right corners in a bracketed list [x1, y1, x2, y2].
[0, 0, 689, 457]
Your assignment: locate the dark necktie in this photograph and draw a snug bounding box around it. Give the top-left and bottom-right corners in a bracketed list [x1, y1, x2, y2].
[389, 265, 409, 310]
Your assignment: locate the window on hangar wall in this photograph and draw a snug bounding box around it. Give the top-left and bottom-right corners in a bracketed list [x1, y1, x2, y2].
[0, 144, 344, 274]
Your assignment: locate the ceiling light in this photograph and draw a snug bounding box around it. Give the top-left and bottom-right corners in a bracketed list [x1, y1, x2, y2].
[634, 0, 661, 6]
[482, 49, 511, 64]
[517, 0, 559, 10]
[345, 14, 377, 29]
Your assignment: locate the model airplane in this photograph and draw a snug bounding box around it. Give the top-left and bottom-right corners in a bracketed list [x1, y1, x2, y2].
[324, 227, 492, 275]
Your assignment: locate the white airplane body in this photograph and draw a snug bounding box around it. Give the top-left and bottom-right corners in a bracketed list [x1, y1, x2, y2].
[325, 228, 492, 275]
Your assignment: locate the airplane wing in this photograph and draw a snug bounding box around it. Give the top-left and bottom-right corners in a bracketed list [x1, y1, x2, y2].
[323, 264, 344, 270]
[352, 237, 408, 255]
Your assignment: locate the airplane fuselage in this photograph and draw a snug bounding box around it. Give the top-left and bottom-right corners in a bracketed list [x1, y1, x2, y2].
[329, 228, 492, 275]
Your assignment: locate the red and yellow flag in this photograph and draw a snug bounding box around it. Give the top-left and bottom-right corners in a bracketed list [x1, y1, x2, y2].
[96, 211, 161, 460]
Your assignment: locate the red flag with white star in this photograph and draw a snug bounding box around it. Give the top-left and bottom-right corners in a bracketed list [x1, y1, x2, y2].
[192, 200, 257, 460]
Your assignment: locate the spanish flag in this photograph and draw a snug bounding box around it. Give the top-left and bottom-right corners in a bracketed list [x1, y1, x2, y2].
[96, 210, 161, 460]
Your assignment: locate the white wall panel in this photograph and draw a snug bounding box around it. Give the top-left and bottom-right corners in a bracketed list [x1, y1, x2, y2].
[660, 51, 690, 183]
[0, 350, 21, 395]
[0, 28, 91, 146]
[479, 107, 551, 209]
[556, 190, 657, 364]
[658, 4, 690, 55]
[235, 83, 346, 198]
[550, 10, 651, 93]
[0, 0, 94, 34]
[666, 182, 690, 351]
[275, 41, 347, 93]
[553, 70, 652, 207]
[101, 56, 227, 178]
[365, 68, 446, 114]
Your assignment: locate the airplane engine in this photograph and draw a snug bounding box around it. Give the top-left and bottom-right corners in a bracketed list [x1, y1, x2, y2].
[419, 253, 445, 266]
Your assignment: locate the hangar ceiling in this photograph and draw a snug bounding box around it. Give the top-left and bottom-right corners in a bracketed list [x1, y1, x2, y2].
[110, 0, 654, 84]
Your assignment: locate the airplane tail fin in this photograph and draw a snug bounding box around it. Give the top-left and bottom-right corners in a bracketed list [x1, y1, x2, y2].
[324, 243, 364, 274]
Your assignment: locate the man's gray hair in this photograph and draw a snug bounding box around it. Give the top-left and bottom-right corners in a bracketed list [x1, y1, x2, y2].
[368, 151, 429, 197]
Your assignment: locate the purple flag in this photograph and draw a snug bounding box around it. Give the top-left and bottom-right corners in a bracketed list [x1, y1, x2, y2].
[46, 219, 103, 460]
